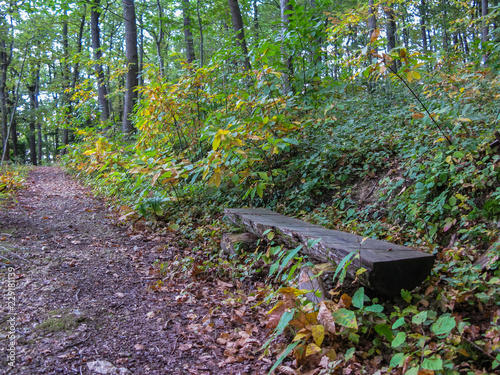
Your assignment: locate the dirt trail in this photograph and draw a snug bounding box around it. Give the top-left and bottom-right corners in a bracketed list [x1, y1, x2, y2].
[0, 167, 268, 374]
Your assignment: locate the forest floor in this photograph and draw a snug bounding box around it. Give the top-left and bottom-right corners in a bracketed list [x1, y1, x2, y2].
[0, 167, 272, 375]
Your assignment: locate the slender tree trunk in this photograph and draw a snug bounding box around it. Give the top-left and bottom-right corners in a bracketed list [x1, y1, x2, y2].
[420, 0, 428, 52]
[155, 0, 166, 77]
[280, 0, 294, 94]
[182, 0, 196, 64]
[27, 72, 38, 166]
[37, 110, 42, 164]
[138, 12, 144, 94]
[228, 0, 251, 70]
[10, 111, 17, 159]
[61, 12, 70, 156]
[441, 0, 449, 52]
[253, 0, 259, 42]
[462, 32, 469, 54]
[197, 0, 204, 66]
[90, 0, 110, 123]
[385, 3, 396, 51]
[368, 0, 377, 43]
[0, 39, 12, 161]
[122, 0, 139, 133]
[482, 0, 489, 63]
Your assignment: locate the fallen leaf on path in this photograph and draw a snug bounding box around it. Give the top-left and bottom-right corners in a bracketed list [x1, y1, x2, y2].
[217, 279, 233, 289]
[179, 343, 193, 351]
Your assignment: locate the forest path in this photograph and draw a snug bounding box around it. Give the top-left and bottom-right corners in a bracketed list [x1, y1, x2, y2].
[0, 167, 267, 375]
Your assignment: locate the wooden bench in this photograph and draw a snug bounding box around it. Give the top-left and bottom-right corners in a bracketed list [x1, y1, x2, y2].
[224, 208, 434, 296]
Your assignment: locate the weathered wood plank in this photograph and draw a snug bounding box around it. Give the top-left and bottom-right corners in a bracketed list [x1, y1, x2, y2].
[225, 208, 434, 295]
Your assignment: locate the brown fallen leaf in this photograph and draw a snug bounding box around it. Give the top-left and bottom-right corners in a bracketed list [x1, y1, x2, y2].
[179, 343, 193, 351]
[217, 279, 233, 289]
[318, 301, 336, 334]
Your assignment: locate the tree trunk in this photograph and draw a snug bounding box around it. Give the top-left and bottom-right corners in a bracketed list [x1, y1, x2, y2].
[138, 12, 144, 94]
[90, 0, 110, 123]
[280, 0, 294, 94]
[197, 0, 204, 66]
[27, 73, 38, 166]
[385, 3, 396, 51]
[420, 0, 428, 52]
[182, 0, 196, 64]
[122, 0, 139, 133]
[61, 12, 70, 156]
[253, 0, 259, 42]
[441, 0, 449, 52]
[228, 0, 251, 70]
[482, 0, 489, 63]
[10, 112, 17, 159]
[385, 3, 397, 71]
[0, 39, 12, 161]
[37, 104, 42, 165]
[368, 0, 377, 42]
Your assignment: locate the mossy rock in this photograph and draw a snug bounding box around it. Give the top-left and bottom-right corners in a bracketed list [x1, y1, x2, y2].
[37, 309, 87, 332]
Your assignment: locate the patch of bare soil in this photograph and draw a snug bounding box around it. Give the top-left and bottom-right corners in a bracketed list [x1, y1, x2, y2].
[0, 167, 270, 374]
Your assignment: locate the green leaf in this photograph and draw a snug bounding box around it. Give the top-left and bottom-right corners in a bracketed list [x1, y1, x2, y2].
[331, 308, 358, 329]
[345, 347, 355, 361]
[389, 352, 407, 368]
[401, 289, 412, 303]
[403, 367, 419, 375]
[283, 137, 299, 146]
[333, 252, 356, 283]
[306, 238, 322, 248]
[412, 310, 427, 325]
[392, 317, 405, 329]
[431, 314, 456, 338]
[375, 323, 394, 341]
[449, 196, 457, 206]
[492, 353, 500, 369]
[258, 172, 269, 181]
[391, 331, 406, 348]
[267, 341, 300, 375]
[279, 245, 303, 272]
[275, 310, 295, 335]
[256, 183, 264, 198]
[352, 287, 365, 309]
[365, 304, 384, 313]
[421, 357, 443, 370]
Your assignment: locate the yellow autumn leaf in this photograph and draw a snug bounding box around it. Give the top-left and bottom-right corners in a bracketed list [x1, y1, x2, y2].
[412, 70, 421, 80]
[209, 168, 222, 187]
[305, 343, 322, 357]
[311, 325, 325, 346]
[293, 329, 311, 342]
[212, 129, 230, 151]
[370, 28, 380, 43]
[212, 134, 221, 151]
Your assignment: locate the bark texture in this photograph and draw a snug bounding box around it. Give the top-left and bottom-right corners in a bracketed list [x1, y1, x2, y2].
[122, 0, 139, 133]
